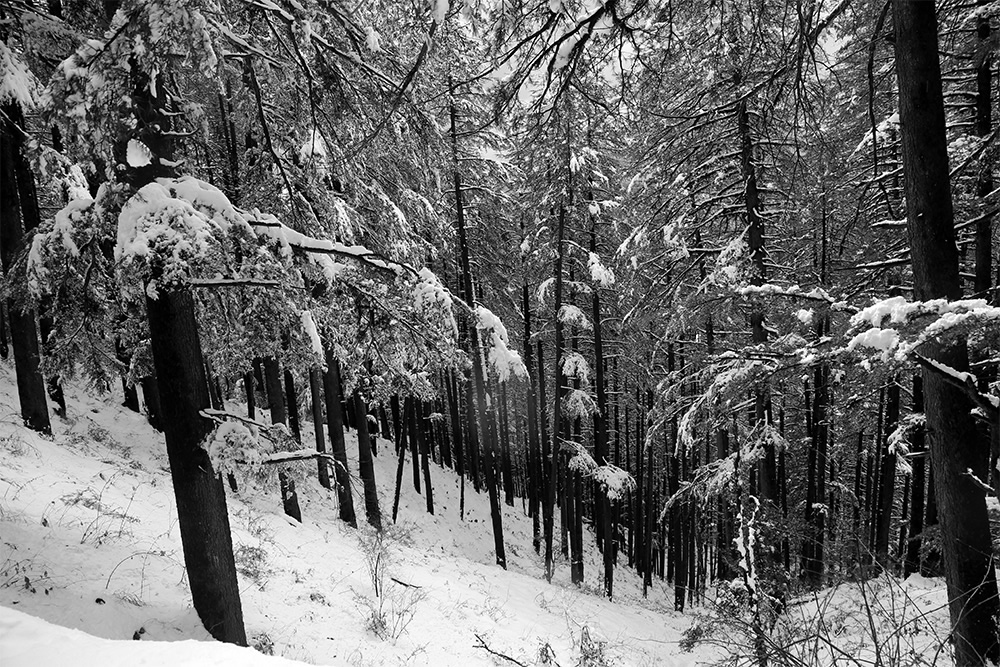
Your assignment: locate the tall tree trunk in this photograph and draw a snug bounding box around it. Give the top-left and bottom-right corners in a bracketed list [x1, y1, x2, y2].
[411, 394, 421, 493]
[464, 376, 481, 492]
[975, 2, 993, 296]
[414, 398, 434, 515]
[893, 2, 1000, 659]
[500, 384, 515, 506]
[0, 102, 51, 435]
[590, 228, 613, 597]
[324, 354, 356, 527]
[544, 205, 568, 581]
[523, 282, 542, 554]
[738, 99, 776, 504]
[537, 339, 551, 558]
[310, 368, 330, 490]
[448, 371, 464, 477]
[904, 376, 925, 577]
[392, 396, 410, 522]
[140, 376, 163, 432]
[451, 91, 506, 568]
[117, 341, 140, 413]
[353, 388, 382, 531]
[244, 371, 256, 420]
[146, 288, 246, 644]
[120, 75, 245, 639]
[874, 379, 899, 570]
[263, 357, 300, 522]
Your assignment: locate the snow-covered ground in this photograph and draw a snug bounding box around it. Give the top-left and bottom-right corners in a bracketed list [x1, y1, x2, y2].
[0, 363, 707, 666]
[0, 360, 960, 666]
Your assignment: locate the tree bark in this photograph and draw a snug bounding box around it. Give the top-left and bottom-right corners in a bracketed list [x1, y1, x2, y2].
[0, 102, 51, 435]
[874, 379, 899, 570]
[392, 396, 410, 522]
[324, 354, 356, 527]
[354, 389, 382, 531]
[146, 287, 246, 645]
[412, 397, 434, 515]
[893, 2, 1000, 659]
[544, 205, 567, 581]
[451, 91, 505, 568]
[523, 282, 542, 553]
[904, 376, 925, 577]
[310, 367, 330, 490]
[263, 357, 300, 522]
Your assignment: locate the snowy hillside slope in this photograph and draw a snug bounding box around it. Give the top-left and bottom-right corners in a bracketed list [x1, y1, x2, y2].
[0, 363, 709, 666]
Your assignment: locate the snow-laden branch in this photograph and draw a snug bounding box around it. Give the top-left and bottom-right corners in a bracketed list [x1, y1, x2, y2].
[476, 305, 527, 382]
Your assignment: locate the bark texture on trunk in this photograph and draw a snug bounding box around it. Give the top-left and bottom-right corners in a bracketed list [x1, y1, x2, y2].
[893, 2, 1000, 660]
[146, 289, 246, 645]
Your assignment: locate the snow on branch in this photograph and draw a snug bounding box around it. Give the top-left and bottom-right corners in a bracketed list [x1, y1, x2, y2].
[561, 439, 636, 501]
[476, 305, 526, 382]
[557, 304, 591, 329]
[560, 351, 591, 384]
[662, 452, 737, 517]
[587, 252, 615, 286]
[737, 283, 849, 311]
[413, 268, 458, 339]
[0, 41, 38, 107]
[592, 464, 636, 501]
[886, 413, 925, 475]
[300, 310, 325, 365]
[912, 353, 999, 421]
[847, 296, 1000, 374]
[562, 388, 598, 419]
[565, 440, 597, 474]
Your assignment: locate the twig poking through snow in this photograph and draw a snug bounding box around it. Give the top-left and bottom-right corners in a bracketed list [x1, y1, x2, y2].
[473, 634, 528, 667]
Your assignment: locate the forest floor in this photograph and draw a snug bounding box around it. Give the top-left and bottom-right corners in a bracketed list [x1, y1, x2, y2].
[0, 362, 957, 666]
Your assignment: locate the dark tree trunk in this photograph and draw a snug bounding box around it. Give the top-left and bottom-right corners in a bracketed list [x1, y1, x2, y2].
[635, 389, 645, 581]
[413, 398, 434, 515]
[893, 2, 1000, 659]
[904, 376, 925, 577]
[117, 341, 140, 412]
[243, 371, 256, 420]
[0, 102, 51, 435]
[975, 2, 993, 296]
[281, 369, 302, 523]
[500, 384, 515, 507]
[146, 288, 246, 645]
[464, 377, 481, 492]
[544, 205, 568, 582]
[922, 467, 942, 577]
[875, 379, 900, 570]
[310, 368, 330, 490]
[447, 372, 464, 478]
[451, 91, 505, 568]
[263, 357, 300, 523]
[411, 395, 421, 493]
[590, 228, 613, 597]
[324, 354, 356, 527]
[537, 339, 551, 557]
[140, 376, 163, 432]
[263, 357, 286, 423]
[738, 99, 776, 504]
[392, 397, 410, 522]
[284, 369, 300, 441]
[523, 282, 542, 554]
[0, 306, 7, 359]
[353, 389, 382, 531]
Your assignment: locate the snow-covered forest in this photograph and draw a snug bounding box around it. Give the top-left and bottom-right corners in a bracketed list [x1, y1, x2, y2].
[2, 0, 1000, 664]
